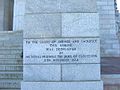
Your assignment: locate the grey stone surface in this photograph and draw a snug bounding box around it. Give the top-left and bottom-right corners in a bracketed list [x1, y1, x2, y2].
[13, 16, 25, 31]
[0, 46, 22, 50]
[97, 0, 120, 56]
[13, 0, 25, 31]
[22, 0, 102, 89]
[25, 0, 97, 13]
[0, 65, 22, 71]
[14, 0, 25, 16]
[62, 13, 99, 37]
[0, 72, 22, 79]
[1, 89, 20, 90]
[0, 31, 23, 90]
[21, 81, 103, 90]
[24, 13, 99, 38]
[0, 0, 4, 13]
[4, 0, 14, 31]
[0, 80, 21, 88]
[23, 65, 61, 81]
[0, 0, 4, 31]
[0, 55, 21, 59]
[0, 15, 4, 31]
[0, 31, 23, 47]
[1, 88, 20, 90]
[0, 49, 22, 54]
[24, 14, 61, 38]
[62, 64, 100, 81]
[23, 64, 100, 81]
[0, 60, 23, 65]
[24, 38, 100, 64]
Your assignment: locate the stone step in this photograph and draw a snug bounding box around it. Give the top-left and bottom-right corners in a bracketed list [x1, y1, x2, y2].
[0, 31, 22, 90]
[0, 31, 22, 36]
[0, 55, 22, 59]
[21, 81, 103, 90]
[0, 80, 21, 89]
[0, 46, 22, 50]
[0, 88, 20, 90]
[0, 41, 22, 47]
[0, 31, 23, 47]
[0, 37, 9, 41]
[0, 60, 23, 65]
[0, 65, 23, 71]
[0, 49, 22, 55]
[0, 31, 23, 40]
[0, 58, 23, 60]
[0, 72, 23, 80]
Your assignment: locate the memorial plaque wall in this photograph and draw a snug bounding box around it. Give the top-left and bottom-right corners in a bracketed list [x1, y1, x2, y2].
[21, 0, 103, 90]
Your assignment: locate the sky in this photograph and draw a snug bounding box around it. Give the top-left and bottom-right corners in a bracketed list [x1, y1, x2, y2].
[117, 0, 120, 11]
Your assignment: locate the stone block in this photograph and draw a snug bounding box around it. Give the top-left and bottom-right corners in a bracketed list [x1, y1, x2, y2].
[24, 38, 100, 64]
[23, 65, 61, 81]
[13, 16, 25, 31]
[60, 0, 97, 13]
[62, 64, 100, 81]
[62, 13, 99, 37]
[14, 0, 25, 16]
[24, 14, 61, 38]
[25, 0, 97, 13]
[21, 81, 103, 90]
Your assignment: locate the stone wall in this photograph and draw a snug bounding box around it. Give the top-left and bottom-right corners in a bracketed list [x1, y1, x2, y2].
[12, 0, 120, 57]
[102, 75, 120, 90]
[97, 0, 120, 57]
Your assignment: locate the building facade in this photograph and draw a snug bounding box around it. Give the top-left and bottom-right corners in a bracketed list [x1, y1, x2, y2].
[0, 0, 119, 57]
[97, 0, 120, 57]
[0, 0, 120, 90]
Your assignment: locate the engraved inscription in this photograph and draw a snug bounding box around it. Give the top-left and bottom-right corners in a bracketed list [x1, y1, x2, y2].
[24, 38, 100, 64]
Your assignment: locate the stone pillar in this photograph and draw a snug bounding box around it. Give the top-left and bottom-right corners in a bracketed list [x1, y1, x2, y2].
[97, 0, 120, 57]
[13, 0, 25, 31]
[22, 0, 103, 90]
[0, 0, 14, 31]
[0, 0, 4, 31]
[4, 0, 14, 31]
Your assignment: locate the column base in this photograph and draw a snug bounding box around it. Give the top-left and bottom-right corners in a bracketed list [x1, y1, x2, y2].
[21, 81, 103, 90]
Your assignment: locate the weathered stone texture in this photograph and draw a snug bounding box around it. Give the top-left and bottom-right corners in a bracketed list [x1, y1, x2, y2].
[21, 81, 103, 90]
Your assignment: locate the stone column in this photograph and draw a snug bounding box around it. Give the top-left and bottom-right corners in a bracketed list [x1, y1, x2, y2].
[13, 0, 25, 31]
[4, 0, 14, 31]
[0, 0, 4, 31]
[0, 0, 14, 31]
[97, 0, 120, 56]
[22, 0, 103, 90]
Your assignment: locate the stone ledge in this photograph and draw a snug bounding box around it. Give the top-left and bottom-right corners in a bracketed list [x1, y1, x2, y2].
[21, 81, 103, 90]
